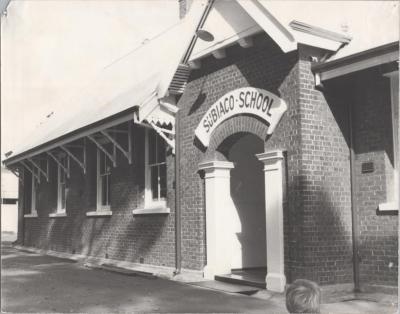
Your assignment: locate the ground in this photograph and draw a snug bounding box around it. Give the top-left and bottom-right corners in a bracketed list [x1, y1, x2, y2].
[1, 240, 398, 313]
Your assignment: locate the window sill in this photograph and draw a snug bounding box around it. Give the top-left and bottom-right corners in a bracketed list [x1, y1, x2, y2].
[86, 210, 113, 217]
[132, 206, 170, 215]
[378, 202, 398, 212]
[49, 212, 67, 218]
[24, 213, 38, 218]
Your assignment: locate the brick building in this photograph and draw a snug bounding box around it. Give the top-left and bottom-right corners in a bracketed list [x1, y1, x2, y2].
[3, 0, 399, 294]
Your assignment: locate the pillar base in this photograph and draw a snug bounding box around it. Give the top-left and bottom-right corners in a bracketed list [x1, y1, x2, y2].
[266, 272, 286, 292]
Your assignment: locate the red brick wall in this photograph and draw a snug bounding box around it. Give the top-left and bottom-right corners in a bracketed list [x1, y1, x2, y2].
[177, 33, 302, 273]
[293, 46, 354, 285]
[351, 69, 398, 288]
[22, 125, 176, 267]
[177, 35, 355, 286]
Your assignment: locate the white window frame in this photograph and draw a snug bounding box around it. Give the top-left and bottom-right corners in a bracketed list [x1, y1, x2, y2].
[144, 128, 167, 209]
[56, 155, 68, 214]
[96, 147, 111, 212]
[379, 71, 399, 211]
[24, 169, 38, 218]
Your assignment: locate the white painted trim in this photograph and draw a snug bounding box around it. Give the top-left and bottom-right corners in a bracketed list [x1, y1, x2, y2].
[190, 26, 262, 61]
[319, 51, 398, 81]
[256, 150, 286, 292]
[237, 0, 296, 53]
[199, 160, 236, 279]
[49, 212, 67, 218]
[96, 148, 111, 212]
[86, 211, 113, 217]
[24, 213, 38, 218]
[144, 129, 167, 208]
[57, 155, 68, 213]
[132, 207, 170, 215]
[384, 71, 399, 208]
[378, 202, 398, 212]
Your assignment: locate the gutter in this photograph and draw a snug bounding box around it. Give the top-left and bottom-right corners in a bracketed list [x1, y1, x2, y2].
[312, 41, 399, 83]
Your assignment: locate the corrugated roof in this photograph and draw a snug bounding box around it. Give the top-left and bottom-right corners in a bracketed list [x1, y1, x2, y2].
[4, 0, 207, 163]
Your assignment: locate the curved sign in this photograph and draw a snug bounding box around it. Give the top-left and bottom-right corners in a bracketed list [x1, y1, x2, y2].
[194, 87, 287, 147]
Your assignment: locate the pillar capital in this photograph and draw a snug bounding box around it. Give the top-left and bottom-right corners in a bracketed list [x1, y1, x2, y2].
[199, 161, 234, 178]
[256, 150, 285, 165]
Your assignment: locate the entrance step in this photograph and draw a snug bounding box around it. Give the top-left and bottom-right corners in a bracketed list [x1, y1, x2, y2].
[188, 280, 260, 295]
[215, 272, 266, 289]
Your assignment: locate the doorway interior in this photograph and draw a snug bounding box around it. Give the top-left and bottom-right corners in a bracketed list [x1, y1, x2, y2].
[216, 132, 266, 287]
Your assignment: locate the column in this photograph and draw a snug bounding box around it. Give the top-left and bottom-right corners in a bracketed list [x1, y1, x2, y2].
[199, 160, 235, 279]
[256, 150, 286, 292]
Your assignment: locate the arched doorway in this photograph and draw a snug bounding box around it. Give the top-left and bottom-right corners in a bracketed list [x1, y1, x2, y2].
[220, 133, 266, 270]
[199, 131, 286, 291]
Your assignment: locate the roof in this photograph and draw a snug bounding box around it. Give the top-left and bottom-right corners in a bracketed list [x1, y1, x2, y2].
[259, 1, 399, 61]
[4, 0, 398, 165]
[190, 0, 398, 62]
[4, 0, 207, 165]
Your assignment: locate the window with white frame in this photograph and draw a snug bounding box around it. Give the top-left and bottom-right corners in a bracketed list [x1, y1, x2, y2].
[380, 71, 399, 211]
[24, 169, 37, 216]
[145, 129, 167, 208]
[97, 148, 111, 210]
[57, 155, 68, 213]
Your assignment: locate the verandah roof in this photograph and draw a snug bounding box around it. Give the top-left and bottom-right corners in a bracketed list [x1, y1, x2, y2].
[3, 0, 208, 166]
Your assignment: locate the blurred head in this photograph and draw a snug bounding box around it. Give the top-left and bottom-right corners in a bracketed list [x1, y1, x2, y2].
[285, 279, 321, 313]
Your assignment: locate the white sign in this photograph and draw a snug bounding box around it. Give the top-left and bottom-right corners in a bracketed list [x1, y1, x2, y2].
[194, 87, 287, 147]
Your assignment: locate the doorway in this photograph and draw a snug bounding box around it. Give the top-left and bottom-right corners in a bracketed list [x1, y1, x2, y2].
[216, 133, 266, 285]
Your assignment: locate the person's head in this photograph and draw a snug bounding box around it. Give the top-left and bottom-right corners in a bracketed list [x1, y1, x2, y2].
[285, 279, 321, 313]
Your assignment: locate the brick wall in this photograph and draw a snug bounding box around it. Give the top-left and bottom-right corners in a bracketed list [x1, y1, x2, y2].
[351, 69, 398, 287]
[178, 35, 355, 286]
[293, 46, 354, 285]
[177, 33, 302, 273]
[21, 124, 176, 268]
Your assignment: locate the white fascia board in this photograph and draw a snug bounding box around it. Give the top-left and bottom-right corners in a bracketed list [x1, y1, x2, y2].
[189, 25, 262, 61]
[293, 30, 343, 52]
[319, 50, 399, 81]
[237, 0, 296, 53]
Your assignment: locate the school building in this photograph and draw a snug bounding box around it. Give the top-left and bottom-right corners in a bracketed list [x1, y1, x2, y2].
[3, 0, 399, 293]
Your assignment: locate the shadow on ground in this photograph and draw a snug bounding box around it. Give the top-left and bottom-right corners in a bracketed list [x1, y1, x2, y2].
[1, 243, 285, 313]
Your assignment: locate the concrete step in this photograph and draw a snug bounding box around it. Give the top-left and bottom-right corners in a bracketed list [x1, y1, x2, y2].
[215, 273, 266, 289]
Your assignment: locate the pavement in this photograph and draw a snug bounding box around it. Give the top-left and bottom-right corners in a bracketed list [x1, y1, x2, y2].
[1, 241, 398, 313]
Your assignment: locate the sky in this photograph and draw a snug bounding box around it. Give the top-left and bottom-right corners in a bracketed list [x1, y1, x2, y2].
[1, 0, 179, 159]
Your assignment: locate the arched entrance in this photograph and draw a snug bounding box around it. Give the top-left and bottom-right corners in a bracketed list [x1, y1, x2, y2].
[222, 133, 266, 270]
[199, 132, 286, 292]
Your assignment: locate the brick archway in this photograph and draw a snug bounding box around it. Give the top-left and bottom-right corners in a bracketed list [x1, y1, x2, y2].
[198, 114, 286, 292]
[203, 115, 269, 161]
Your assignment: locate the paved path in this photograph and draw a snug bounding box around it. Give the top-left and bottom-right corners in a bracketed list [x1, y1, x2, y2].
[1, 243, 398, 313]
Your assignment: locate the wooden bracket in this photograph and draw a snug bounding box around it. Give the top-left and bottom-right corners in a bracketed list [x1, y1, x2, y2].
[87, 134, 117, 167]
[47, 152, 70, 178]
[27, 157, 49, 182]
[100, 129, 132, 164]
[20, 160, 40, 183]
[60, 144, 86, 174]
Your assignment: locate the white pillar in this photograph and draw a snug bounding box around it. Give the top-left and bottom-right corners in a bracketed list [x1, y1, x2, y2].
[256, 150, 286, 292]
[199, 160, 235, 279]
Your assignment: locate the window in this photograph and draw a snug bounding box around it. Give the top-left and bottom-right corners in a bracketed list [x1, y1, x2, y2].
[24, 170, 37, 217]
[97, 148, 111, 210]
[380, 71, 399, 211]
[57, 155, 68, 213]
[145, 129, 167, 207]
